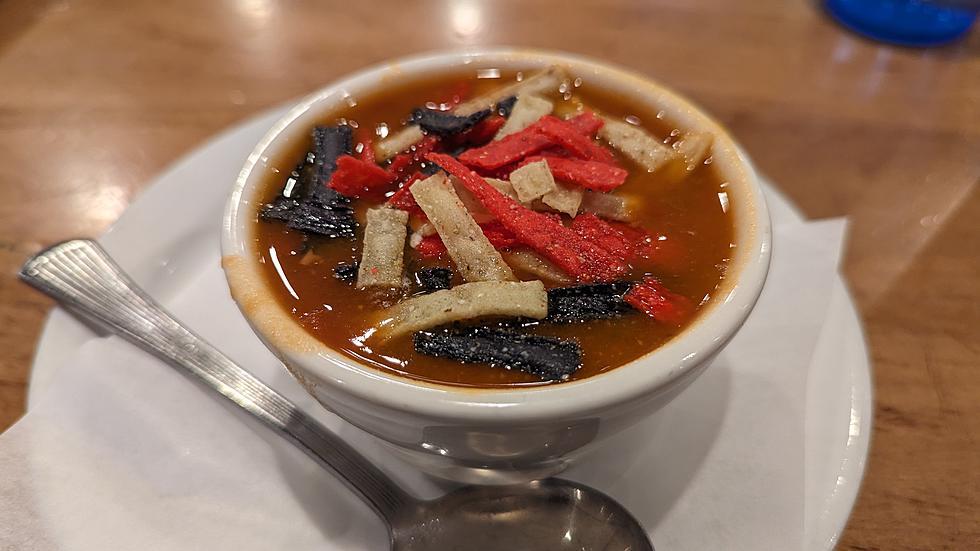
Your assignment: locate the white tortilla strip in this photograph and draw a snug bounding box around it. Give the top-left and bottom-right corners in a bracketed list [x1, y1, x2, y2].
[658, 131, 716, 185]
[541, 181, 584, 217]
[485, 177, 520, 200]
[408, 230, 424, 249]
[408, 216, 436, 235]
[509, 160, 557, 203]
[450, 177, 495, 224]
[374, 280, 548, 341]
[580, 191, 634, 221]
[375, 66, 566, 160]
[408, 222, 437, 249]
[446, 175, 531, 221]
[374, 125, 425, 162]
[503, 250, 572, 284]
[407, 219, 436, 249]
[674, 131, 713, 168]
[415, 221, 438, 237]
[495, 94, 554, 140]
[455, 65, 567, 116]
[476, 175, 562, 213]
[667, 130, 715, 182]
[599, 116, 678, 172]
[410, 173, 515, 282]
[357, 207, 409, 288]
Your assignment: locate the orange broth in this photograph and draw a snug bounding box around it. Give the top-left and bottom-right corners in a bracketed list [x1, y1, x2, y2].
[252, 68, 735, 388]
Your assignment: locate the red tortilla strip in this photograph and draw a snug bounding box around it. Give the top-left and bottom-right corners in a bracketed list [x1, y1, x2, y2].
[535, 116, 618, 165]
[571, 214, 687, 272]
[583, 139, 618, 166]
[415, 235, 447, 259]
[570, 213, 636, 260]
[428, 153, 628, 282]
[479, 221, 520, 249]
[459, 113, 615, 171]
[536, 147, 574, 159]
[385, 153, 413, 178]
[358, 137, 376, 164]
[456, 115, 506, 146]
[614, 222, 654, 259]
[565, 111, 604, 136]
[328, 155, 397, 198]
[522, 156, 627, 192]
[474, 161, 522, 180]
[386, 135, 440, 179]
[414, 221, 518, 259]
[457, 127, 552, 171]
[624, 277, 693, 326]
[388, 153, 415, 178]
[387, 172, 424, 213]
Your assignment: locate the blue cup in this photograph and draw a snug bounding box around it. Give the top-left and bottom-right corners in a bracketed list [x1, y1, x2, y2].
[825, 0, 978, 46]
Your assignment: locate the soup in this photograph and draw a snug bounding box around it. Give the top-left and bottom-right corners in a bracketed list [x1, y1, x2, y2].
[252, 66, 735, 388]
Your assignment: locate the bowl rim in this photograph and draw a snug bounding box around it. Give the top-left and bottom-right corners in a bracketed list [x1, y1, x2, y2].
[221, 47, 772, 422]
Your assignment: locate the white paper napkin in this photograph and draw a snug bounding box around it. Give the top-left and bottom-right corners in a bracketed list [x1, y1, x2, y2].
[0, 219, 845, 551]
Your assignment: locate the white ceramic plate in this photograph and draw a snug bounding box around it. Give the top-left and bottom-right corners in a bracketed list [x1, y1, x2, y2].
[26, 107, 871, 550]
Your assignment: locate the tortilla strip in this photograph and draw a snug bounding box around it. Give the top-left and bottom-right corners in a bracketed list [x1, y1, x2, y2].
[656, 131, 716, 185]
[541, 181, 584, 217]
[495, 95, 554, 140]
[503, 250, 572, 284]
[375, 66, 567, 160]
[408, 226, 433, 249]
[599, 116, 678, 172]
[455, 65, 567, 116]
[485, 177, 520, 200]
[408, 215, 437, 235]
[415, 221, 438, 237]
[374, 280, 548, 341]
[407, 218, 436, 249]
[357, 207, 409, 288]
[374, 125, 425, 162]
[509, 160, 557, 203]
[580, 191, 634, 221]
[674, 131, 713, 167]
[488, 176, 563, 215]
[410, 173, 515, 282]
[452, 176, 527, 221]
[408, 231, 423, 249]
[451, 175, 548, 222]
[450, 177, 495, 224]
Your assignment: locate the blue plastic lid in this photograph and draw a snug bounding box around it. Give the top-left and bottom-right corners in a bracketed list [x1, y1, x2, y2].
[825, 0, 977, 46]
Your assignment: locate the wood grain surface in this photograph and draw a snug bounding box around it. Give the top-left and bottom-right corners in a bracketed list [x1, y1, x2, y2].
[1, 0, 977, 548]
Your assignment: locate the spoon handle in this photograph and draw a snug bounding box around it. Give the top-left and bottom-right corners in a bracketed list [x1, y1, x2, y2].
[20, 239, 411, 525]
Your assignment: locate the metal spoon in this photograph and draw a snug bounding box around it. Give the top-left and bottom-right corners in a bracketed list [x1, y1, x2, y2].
[20, 239, 653, 551]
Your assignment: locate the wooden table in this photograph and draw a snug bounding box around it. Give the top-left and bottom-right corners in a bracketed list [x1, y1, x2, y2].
[1, 0, 977, 548]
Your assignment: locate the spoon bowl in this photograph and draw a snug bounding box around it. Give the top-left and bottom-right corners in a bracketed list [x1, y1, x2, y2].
[394, 479, 652, 550]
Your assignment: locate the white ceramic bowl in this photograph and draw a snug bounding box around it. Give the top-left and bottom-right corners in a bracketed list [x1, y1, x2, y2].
[222, 48, 771, 484]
